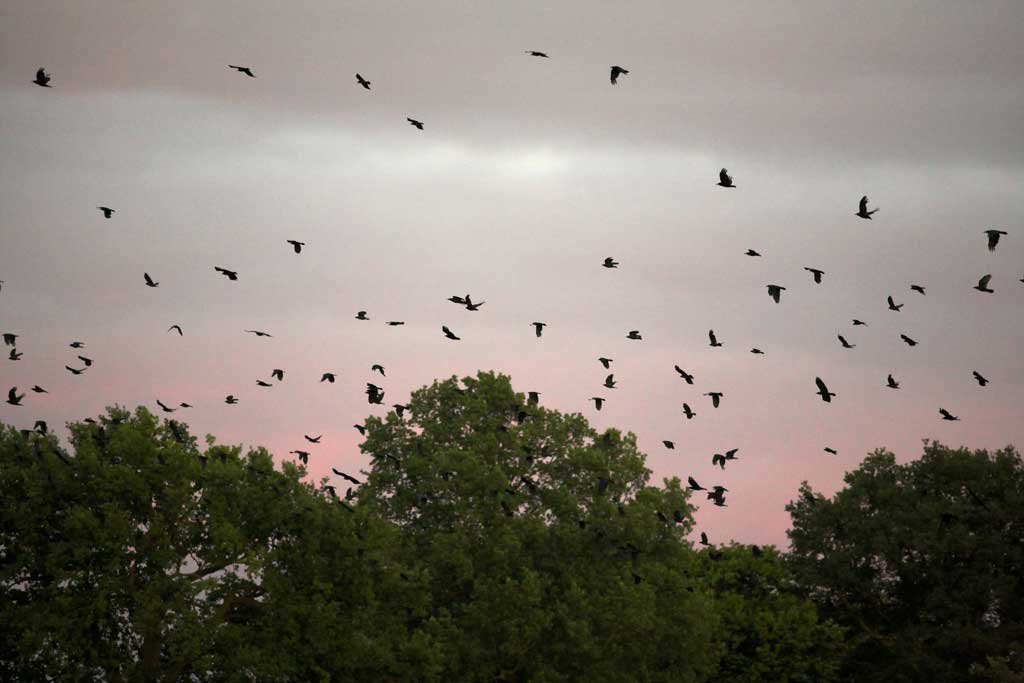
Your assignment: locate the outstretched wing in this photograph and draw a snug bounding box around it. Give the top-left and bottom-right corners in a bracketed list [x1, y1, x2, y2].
[860, 196, 868, 213]
[978, 274, 992, 288]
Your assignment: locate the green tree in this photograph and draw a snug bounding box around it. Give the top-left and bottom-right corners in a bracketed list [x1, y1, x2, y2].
[786, 442, 1024, 681]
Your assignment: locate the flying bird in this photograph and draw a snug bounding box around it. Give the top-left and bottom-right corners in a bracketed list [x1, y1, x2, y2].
[887, 296, 903, 312]
[442, 325, 460, 340]
[804, 267, 825, 284]
[244, 330, 272, 337]
[856, 196, 878, 219]
[256, 380, 272, 387]
[225, 395, 239, 404]
[387, 320, 406, 325]
[590, 397, 605, 411]
[824, 447, 838, 455]
[974, 274, 994, 293]
[598, 357, 613, 369]
[97, 206, 115, 219]
[144, 273, 159, 288]
[682, 403, 695, 420]
[900, 334, 918, 347]
[766, 284, 786, 303]
[984, 229, 1007, 252]
[911, 284, 926, 295]
[699, 532, 710, 546]
[750, 348, 765, 355]
[8, 348, 22, 361]
[321, 373, 336, 383]
[355, 73, 371, 89]
[838, 335, 855, 349]
[65, 366, 86, 375]
[332, 469, 362, 485]
[745, 249, 761, 257]
[815, 377, 835, 402]
[228, 65, 255, 77]
[602, 257, 619, 269]
[31, 385, 47, 393]
[168, 325, 183, 336]
[353, 424, 366, 435]
[407, 117, 424, 130]
[304, 434, 322, 443]
[626, 330, 642, 340]
[33, 68, 52, 87]
[77, 355, 93, 367]
[3, 333, 18, 347]
[355, 311, 370, 320]
[712, 453, 726, 469]
[286, 240, 305, 253]
[704, 392, 723, 409]
[214, 267, 238, 281]
[371, 364, 385, 376]
[886, 374, 900, 389]
[610, 66, 629, 84]
[290, 450, 310, 465]
[663, 440, 675, 450]
[852, 319, 868, 326]
[156, 400, 176, 413]
[532, 322, 547, 338]
[708, 330, 722, 348]
[7, 387, 24, 406]
[717, 168, 735, 188]
[525, 50, 549, 58]
[465, 299, 486, 311]
[271, 369, 284, 381]
[687, 477, 706, 491]
[972, 371, 989, 387]
[939, 408, 960, 421]
[603, 374, 617, 389]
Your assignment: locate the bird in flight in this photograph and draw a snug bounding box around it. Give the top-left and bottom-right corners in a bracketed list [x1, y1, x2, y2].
[407, 117, 424, 130]
[332, 469, 362, 485]
[911, 284, 926, 295]
[156, 400, 176, 413]
[804, 268, 824, 284]
[886, 374, 900, 389]
[674, 366, 694, 383]
[354, 311, 370, 321]
[838, 335, 855, 349]
[974, 274, 994, 293]
[31, 385, 47, 393]
[2, 333, 16, 347]
[144, 273, 159, 288]
[856, 196, 879, 219]
[984, 229, 1007, 252]
[900, 334, 918, 347]
[356, 73, 371, 89]
[387, 320, 406, 325]
[602, 257, 619, 269]
[708, 330, 722, 347]
[320, 373, 336, 383]
[65, 365, 86, 375]
[33, 68, 52, 87]
[745, 249, 761, 257]
[244, 329, 272, 337]
[687, 477, 706, 491]
[766, 284, 786, 303]
[598, 357, 613, 369]
[353, 424, 366, 435]
[214, 267, 238, 281]
[229, 65, 255, 77]
[682, 403, 695, 420]
[372, 364, 385, 376]
[290, 450, 310, 465]
[824, 447, 838, 455]
[815, 377, 835, 402]
[532, 322, 547, 338]
[590, 397, 605, 411]
[256, 380, 272, 387]
[465, 299, 486, 311]
[939, 408, 960, 421]
[225, 395, 239, 404]
[9, 348, 23, 361]
[705, 392, 723, 408]
[972, 371, 989, 387]
[78, 355, 93, 367]
[610, 66, 629, 84]
[887, 296, 903, 312]
[717, 168, 735, 188]
[286, 240, 305, 253]
[626, 330, 642, 340]
[526, 50, 549, 58]
[663, 440, 675, 450]
[271, 369, 285, 381]
[305, 434, 322, 443]
[852, 319, 868, 326]
[97, 206, 115, 219]
[603, 374, 617, 389]
[699, 532, 710, 546]
[442, 325, 460, 340]
[7, 387, 24, 406]
[168, 325, 183, 336]
[750, 348, 765, 355]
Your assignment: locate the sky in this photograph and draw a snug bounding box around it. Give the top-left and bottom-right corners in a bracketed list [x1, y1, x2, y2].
[2, 0, 1023, 548]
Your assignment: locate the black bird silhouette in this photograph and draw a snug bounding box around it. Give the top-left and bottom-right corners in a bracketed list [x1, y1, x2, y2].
[974, 274, 994, 293]
[911, 284, 926, 295]
[34, 420, 48, 434]
[824, 447, 838, 455]
[168, 325, 183, 335]
[9, 348, 23, 361]
[244, 329, 272, 337]
[626, 330, 642, 340]
[355, 311, 370, 320]
[33, 68, 52, 87]
[525, 50, 549, 58]
[815, 377, 835, 402]
[602, 257, 619, 268]
[972, 371, 989, 387]
[532, 322, 547, 337]
[387, 320, 406, 325]
[699, 532, 710, 546]
[65, 366, 86, 375]
[272, 369, 284, 381]
[31, 385, 47, 393]
[598, 357, 613, 369]
[7, 387, 24, 406]
[838, 335, 855, 349]
[77, 355, 93, 367]
[2, 333, 17, 347]
[144, 273, 159, 288]
[407, 117, 424, 130]
[225, 395, 238, 404]
[256, 380, 272, 387]
[687, 477, 705, 491]
[900, 334, 918, 347]
[214, 267, 238, 281]
[663, 440, 675, 450]
[286, 240, 305, 253]
[590, 397, 605, 411]
[305, 434, 321, 443]
[725, 448, 739, 461]
[179, 402, 192, 408]
[939, 408, 960, 421]
[228, 65, 255, 77]
[682, 403, 695, 420]
[448, 295, 468, 305]
[610, 66, 629, 84]
[355, 73, 371, 89]
[332, 469, 362, 485]
[705, 392, 723, 409]
[984, 229, 1007, 252]
[97, 206, 115, 219]
[751, 348, 765, 355]
[856, 196, 878, 219]
[465, 300, 486, 311]
[745, 249, 761, 257]
[442, 325, 460, 340]
[353, 424, 366, 435]
[156, 400, 176, 413]
[371, 364, 385, 376]
[321, 373, 336, 383]
[886, 374, 900, 389]
[717, 168, 735, 188]
[804, 267, 824, 284]
[290, 450, 310, 465]
[887, 296, 903, 312]
[767, 284, 786, 303]
[712, 453, 726, 470]
[527, 391, 541, 405]
[708, 330, 722, 347]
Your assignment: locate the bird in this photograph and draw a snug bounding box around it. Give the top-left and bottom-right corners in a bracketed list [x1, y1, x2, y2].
[682, 403, 695, 420]
[244, 330, 272, 337]
[355, 311, 370, 320]
[442, 325, 460, 340]
[900, 334, 918, 347]
[804, 267, 825, 284]
[33, 68, 52, 87]
[610, 66, 629, 84]
[699, 532, 710, 546]
[156, 400, 176, 413]
[214, 267, 238, 281]
[256, 380, 272, 387]
[673, 366, 694, 384]
[626, 330, 642, 340]
[407, 117, 424, 130]
[856, 196, 878, 219]
[663, 441, 675, 450]
[767, 284, 786, 303]
[712, 453, 726, 470]
[705, 392, 723, 409]
[228, 65, 255, 77]
[7, 387, 24, 406]
[320, 373, 336, 383]
[974, 274, 994, 293]
[687, 477, 706, 491]
[527, 391, 541, 405]
[972, 371, 989, 387]
[225, 395, 239, 404]
[852, 319, 868, 326]
[179, 403, 192, 409]
[97, 206, 115, 219]
[371, 364, 386, 376]
[887, 296, 903, 312]
[838, 335, 855, 349]
[824, 447, 838, 455]
[290, 450, 310, 465]
[33, 420, 48, 435]
[2, 333, 16, 347]
[144, 273, 159, 288]
[911, 284, 926, 295]
[815, 377, 835, 402]
[271, 369, 285, 381]
[708, 330, 722, 348]
[602, 257, 619, 269]
[745, 249, 761, 257]
[886, 374, 900, 389]
[168, 325, 183, 336]
[984, 229, 1007, 252]
[286, 240, 305, 253]
[717, 168, 735, 188]
[77, 355, 93, 367]
[304, 434, 322, 443]
[387, 321, 406, 325]
[448, 295, 468, 305]
[355, 73, 371, 89]
[598, 357, 613, 369]
[8, 348, 23, 361]
[603, 374, 617, 389]
[525, 50, 549, 58]
[751, 348, 765, 355]
[353, 424, 366, 435]
[532, 322, 547, 338]
[31, 385, 47, 393]
[332, 469, 362, 485]
[939, 408, 960, 421]
[724, 448, 739, 461]
[65, 366, 86, 375]
[590, 397, 605, 411]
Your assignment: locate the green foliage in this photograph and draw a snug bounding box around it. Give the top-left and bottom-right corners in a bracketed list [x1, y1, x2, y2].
[786, 442, 1024, 681]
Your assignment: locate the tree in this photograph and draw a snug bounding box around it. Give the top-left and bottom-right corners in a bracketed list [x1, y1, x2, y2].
[786, 442, 1024, 681]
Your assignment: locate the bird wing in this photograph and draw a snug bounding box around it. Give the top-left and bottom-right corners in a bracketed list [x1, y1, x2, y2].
[8, 387, 16, 402]
[815, 377, 828, 393]
[978, 274, 992, 288]
[860, 196, 868, 212]
[719, 168, 729, 184]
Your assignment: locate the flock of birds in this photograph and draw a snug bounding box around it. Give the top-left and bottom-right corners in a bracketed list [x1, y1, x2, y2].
[6, 58, 1022, 535]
